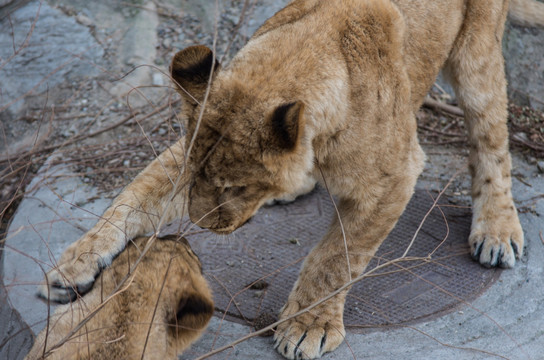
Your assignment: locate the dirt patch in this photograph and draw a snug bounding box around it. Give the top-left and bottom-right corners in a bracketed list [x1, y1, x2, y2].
[417, 93, 544, 159]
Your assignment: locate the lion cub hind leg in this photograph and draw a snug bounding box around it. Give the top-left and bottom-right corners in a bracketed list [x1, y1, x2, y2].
[445, 3, 523, 268]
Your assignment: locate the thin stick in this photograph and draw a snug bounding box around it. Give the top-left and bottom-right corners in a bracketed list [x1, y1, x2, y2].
[423, 97, 464, 117]
[318, 163, 352, 281]
[401, 170, 460, 258]
[140, 257, 175, 360]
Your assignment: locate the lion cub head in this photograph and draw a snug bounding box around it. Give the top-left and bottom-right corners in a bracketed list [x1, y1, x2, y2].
[171, 45, 313, 234]
[26, 235, 213, 360]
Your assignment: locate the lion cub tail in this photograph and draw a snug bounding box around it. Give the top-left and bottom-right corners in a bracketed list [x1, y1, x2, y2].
[509, 0, 544, 28]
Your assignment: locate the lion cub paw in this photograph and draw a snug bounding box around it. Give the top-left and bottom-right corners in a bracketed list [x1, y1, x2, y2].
[469, 215, 524, 269]
[37, 240, 104, 303]
[274, 301, 345, 359]
[37, 260, 100, 303]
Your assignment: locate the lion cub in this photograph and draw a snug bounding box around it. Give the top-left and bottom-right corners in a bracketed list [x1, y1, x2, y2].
[27, 235, 213, 360]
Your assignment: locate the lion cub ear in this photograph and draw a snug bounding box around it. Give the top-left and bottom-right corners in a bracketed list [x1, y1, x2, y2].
[170, 45, 220, 104]
[265, 101, 306, 153]
[174, 292, 214, 332]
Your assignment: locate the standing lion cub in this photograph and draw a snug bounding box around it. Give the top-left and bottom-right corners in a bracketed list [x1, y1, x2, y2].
[37, 0, 543, 359]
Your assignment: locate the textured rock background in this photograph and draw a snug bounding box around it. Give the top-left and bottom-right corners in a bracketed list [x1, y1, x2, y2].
[0, 0, 16, 8]
[504, 21, 544, 110]
[0, 2, 104, 115]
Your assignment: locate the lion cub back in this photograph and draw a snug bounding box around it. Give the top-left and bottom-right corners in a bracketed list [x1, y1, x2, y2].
[25, 235, 213, 360]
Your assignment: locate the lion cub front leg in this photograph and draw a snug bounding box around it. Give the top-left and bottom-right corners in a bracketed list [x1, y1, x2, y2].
[38, 139, 189, 303]
[274, 165, 421, 359]
[446, 8, 523, 268]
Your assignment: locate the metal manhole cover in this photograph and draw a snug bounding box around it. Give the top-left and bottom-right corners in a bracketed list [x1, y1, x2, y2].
[172, 186, 500, 331]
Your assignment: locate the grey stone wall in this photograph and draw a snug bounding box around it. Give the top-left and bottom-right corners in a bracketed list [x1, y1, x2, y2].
[504, 22, 544, 110]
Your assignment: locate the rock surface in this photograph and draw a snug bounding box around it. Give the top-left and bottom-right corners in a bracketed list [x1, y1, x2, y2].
[0, 2, 103, 116]
[0, 0, 18, 9]
[504, 21, 544, 110]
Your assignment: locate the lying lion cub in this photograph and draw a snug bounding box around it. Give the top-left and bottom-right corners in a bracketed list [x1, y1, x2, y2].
[28, 236, 213, 360]
[38, 0, 543, 359]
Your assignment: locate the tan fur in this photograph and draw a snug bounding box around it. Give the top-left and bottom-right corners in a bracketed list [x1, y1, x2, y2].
[509, 0, 544, 27]
[28, 236, 213, 360]
[38, 0, 540, 359]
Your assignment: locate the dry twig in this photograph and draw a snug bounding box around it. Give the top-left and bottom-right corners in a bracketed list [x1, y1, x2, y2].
[423, 97, 464, 117]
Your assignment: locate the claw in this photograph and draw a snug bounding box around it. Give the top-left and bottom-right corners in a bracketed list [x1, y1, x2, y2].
[58, 289, 77, 304]
[319, 333, 327, 355]
[510, 240, 520, 259]
[498, 246, 505, 265]
[37, 284, 76, 304]
[494, 247, 502, 267]
[76, 280, 94, 295]
[294, 332, 307, 359]
[481, 247, 494, 268]
[471, 240, 483, 261]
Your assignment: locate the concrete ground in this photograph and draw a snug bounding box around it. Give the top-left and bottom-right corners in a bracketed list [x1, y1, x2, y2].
[1, 1, 544, 359]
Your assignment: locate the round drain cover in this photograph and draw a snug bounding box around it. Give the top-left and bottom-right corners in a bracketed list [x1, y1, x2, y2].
[176, 187, 500, 331]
